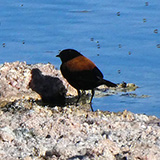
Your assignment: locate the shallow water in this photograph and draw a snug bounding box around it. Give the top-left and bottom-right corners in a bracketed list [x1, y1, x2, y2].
[0, 0, 160, 117]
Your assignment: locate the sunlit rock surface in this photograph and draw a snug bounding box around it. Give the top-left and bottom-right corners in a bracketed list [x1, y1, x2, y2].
[0, 62, 159, 160]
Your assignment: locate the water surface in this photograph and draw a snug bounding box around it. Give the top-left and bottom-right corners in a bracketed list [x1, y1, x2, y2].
[0, 0, 160, 117]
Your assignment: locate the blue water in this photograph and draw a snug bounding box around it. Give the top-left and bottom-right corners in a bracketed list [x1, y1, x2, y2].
[0, 0, 160, 117]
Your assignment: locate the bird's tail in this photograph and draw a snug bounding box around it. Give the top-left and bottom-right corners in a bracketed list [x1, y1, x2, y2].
[101, 79, 117, 87]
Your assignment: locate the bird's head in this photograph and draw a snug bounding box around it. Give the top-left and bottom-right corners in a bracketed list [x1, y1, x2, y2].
[56, 49, 82, 63]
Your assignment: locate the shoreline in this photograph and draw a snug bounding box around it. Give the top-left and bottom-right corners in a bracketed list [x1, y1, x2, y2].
[0, 61, 159, 159]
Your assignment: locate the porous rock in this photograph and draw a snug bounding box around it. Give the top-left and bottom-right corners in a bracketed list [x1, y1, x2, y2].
[0, 61, 76, 106]
[0, 102, 160, 160]
[0, 61, 158, 160]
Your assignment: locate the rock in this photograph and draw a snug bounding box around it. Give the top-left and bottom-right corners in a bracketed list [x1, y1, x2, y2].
[0, 61, 141, 107]
[0, 127, 15, 142]
[0, 100, 160, 159]
[0, 61, 157, 159]
[0, 61, 76, 106]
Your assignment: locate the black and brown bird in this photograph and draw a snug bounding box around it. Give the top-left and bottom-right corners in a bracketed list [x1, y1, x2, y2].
[56, 49, 117, 109]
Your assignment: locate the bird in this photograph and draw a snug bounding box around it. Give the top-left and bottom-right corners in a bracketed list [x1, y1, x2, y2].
[56, 49, 117, 110]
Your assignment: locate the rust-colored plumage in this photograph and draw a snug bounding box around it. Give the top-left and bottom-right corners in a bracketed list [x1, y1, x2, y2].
[56, 49, 117, 110]
[64, 55, 96, 72]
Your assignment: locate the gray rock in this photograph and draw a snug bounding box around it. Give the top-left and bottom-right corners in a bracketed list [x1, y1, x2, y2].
[0, 61, 157, 160]
[0, 101, 160, 159]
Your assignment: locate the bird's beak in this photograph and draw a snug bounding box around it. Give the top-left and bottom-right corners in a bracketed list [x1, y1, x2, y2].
[56, 54, 60, 57]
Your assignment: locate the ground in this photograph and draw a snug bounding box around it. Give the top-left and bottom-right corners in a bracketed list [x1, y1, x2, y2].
[0, 62, 159, 160]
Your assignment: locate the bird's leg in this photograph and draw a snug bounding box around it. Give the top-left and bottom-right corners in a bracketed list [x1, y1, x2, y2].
[90, 89, 95, 111]
[76, 89, 81, 106]
[90, 89, 95, 103]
